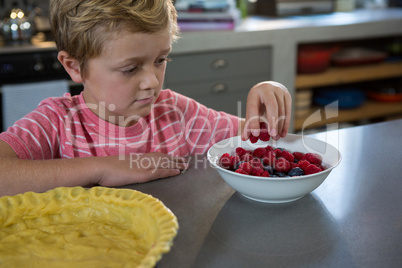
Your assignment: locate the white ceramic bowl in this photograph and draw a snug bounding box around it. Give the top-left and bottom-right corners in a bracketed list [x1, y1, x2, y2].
[207, 134, 341, 203]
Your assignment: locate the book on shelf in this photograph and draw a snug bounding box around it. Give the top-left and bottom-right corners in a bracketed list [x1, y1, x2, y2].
[175, 0, 240, 31]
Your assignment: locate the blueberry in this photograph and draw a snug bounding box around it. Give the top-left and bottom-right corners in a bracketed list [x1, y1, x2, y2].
[288, 167, 304, 177]
[275, 171, 289, 177]
[294, 159, 300, 163]
[263, 165, 274, 175]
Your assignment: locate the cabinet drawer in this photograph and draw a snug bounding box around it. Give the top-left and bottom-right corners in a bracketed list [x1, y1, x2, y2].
[165, 47, 271, 84]
[165, 74, 268, 117]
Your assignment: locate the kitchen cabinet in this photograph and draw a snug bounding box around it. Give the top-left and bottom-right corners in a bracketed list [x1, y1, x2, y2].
[164, 47, 271, 117]
[294, 60, 402, 131]
[168, 8, 402, 132]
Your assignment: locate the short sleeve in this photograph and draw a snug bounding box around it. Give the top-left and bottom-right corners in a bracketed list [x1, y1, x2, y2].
[0, 99, 64, 160]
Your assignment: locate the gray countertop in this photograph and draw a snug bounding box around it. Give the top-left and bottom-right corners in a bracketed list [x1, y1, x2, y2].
[121, 119, 402, 268]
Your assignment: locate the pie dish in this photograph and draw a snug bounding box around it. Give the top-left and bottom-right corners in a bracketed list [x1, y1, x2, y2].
[0, 186, 178, 267]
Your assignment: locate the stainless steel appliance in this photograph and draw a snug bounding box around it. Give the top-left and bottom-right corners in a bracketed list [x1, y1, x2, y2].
[0, 48, 66, 84]
[0, 44, 83, 132]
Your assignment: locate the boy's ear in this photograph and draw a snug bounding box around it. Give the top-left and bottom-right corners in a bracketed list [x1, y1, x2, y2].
[57, 51, 83, 83]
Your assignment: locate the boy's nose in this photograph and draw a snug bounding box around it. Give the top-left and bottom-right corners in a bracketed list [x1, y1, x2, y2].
[140, 68, 160, 90]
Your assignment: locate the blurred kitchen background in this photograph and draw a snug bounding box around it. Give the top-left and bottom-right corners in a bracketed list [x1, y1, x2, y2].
[1, 0, 402, 133]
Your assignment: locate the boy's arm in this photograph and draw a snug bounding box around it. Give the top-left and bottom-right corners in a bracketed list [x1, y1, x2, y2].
[0, 140, 101, 196]
[0, 140, 187, 197]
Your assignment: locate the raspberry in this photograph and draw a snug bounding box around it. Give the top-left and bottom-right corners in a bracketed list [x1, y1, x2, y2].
[232, 155, 240, 169]
[265, 149, 276, 158]
[290, 162, 298, 170]
[281, 150, 295, 163]
[249, 158, 263, 169]
[219, 153, 240, 170]
[275, 157, 291, 173]
[297, 160, 310, 172]
[315, 164, 325, 170]
[252, 168, 270, 177]
[304, 153, 322, 165]
[262, 150, 276, 166]
[259, 131, 270, 142]
[219, 145, 327, 178]
[251, 168, 265, 177]
[220, 153, 231, 158]
[305, 164, 322, 175]
[248, 122, 271, 143]
[241, 153, 253, 162]
[253, 147, 266, 158]
[235, 147, 249, 157]
[219, 153, 233, 169]
[238, 162, 252, 174]
[262, 170, 270, 177]
[293, 152, 304, 161]
[235, 169, 249, 175]
[249, 135, 259, 143]
[259, 122, 270, 142]
[274, 148, 282, 157]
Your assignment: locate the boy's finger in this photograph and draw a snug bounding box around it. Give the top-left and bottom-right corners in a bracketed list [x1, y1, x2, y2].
[281, 92, 292, 137]
[275, 93, 285, 137]
[148, 168, 181, 181]
[244, 91, 262, 138]
[260, 92, 278, 137]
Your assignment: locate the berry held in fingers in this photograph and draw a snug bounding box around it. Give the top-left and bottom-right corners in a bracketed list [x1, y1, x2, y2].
[248, 122, 271, 143]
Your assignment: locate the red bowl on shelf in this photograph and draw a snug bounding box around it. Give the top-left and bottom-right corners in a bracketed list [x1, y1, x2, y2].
[331, 48, 387, 67]
[297, 45, 334, 74]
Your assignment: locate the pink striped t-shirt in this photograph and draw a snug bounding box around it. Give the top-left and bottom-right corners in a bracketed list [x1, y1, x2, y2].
[0, 89, 239, 159]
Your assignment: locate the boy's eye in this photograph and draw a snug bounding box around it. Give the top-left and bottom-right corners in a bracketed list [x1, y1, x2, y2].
[122, 66, 137, 75]
[157, 57, 171, 65]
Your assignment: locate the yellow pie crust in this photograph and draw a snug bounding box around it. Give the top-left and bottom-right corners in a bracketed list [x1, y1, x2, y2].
[0, 187, 178, 267]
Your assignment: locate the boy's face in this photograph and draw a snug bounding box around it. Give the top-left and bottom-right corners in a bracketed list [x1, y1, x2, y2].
[82, 28, 172, 127]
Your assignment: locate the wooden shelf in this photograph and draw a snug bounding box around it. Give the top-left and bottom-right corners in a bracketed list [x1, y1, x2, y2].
[294, 101, 402, 131]
[295, 61, 402, 89]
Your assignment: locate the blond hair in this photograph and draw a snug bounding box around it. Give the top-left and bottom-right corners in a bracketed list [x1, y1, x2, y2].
[50, 0, 179, 78]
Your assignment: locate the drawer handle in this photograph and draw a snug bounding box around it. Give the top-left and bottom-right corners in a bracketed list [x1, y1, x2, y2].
[211, 59, 228, 70]
[211, 83, 228, 94]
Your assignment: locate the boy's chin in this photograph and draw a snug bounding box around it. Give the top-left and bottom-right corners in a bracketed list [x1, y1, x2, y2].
[128, 107, 152, 122]
[107, 104, 154, 127]
[107, 112, 149, 127]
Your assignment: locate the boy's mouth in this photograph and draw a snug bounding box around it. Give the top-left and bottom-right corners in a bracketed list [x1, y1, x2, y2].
[135, 96, 154, 105]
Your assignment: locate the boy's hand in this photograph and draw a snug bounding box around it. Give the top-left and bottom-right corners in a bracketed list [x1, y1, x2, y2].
[97, 152, 189, 186]
[241, 81, 292, 141]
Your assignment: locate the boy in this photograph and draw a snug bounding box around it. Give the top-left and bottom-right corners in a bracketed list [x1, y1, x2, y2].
[0, 0, 291, 197]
